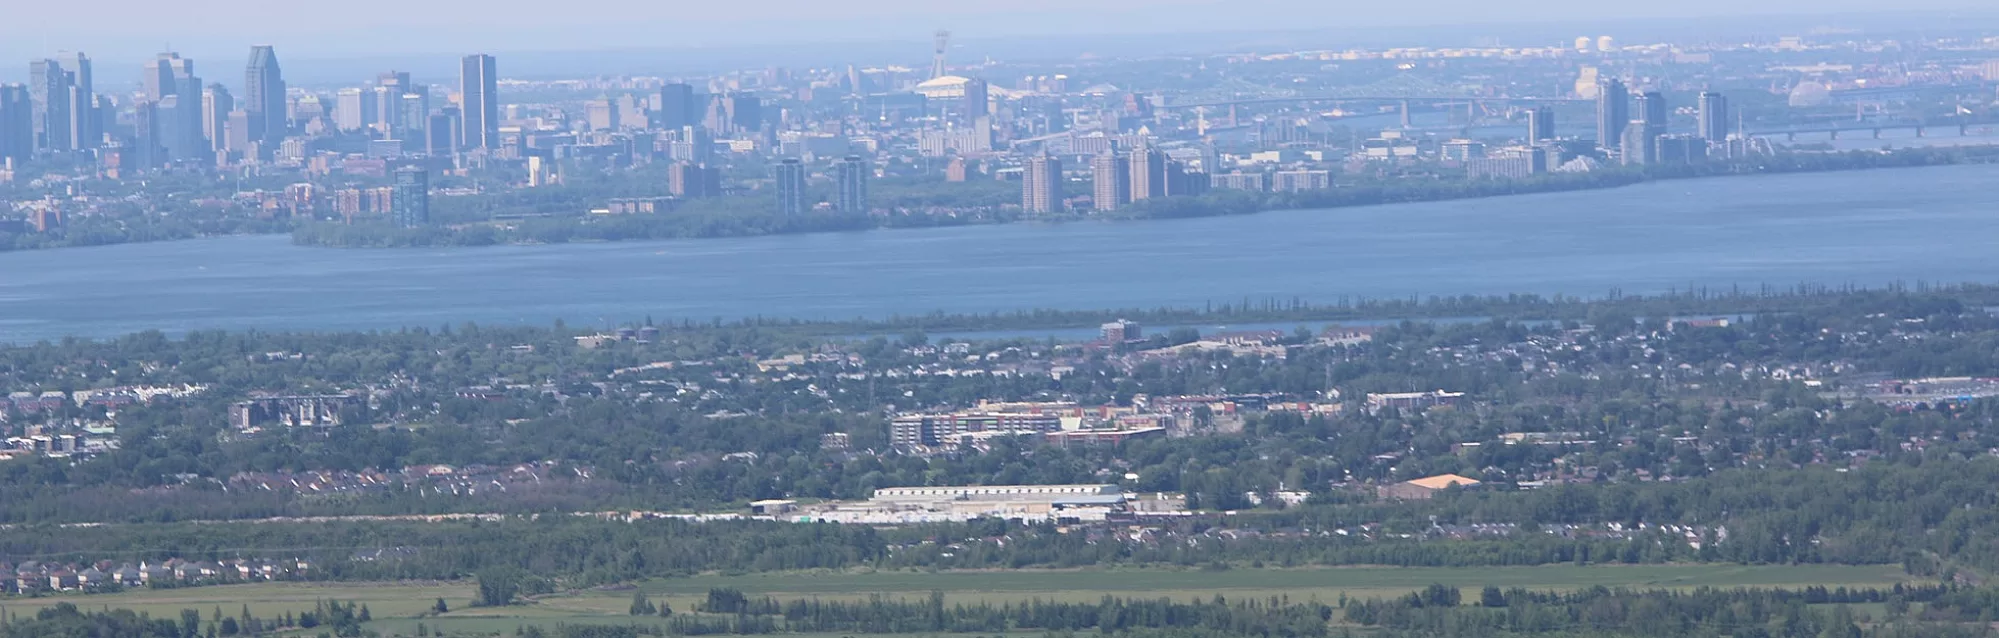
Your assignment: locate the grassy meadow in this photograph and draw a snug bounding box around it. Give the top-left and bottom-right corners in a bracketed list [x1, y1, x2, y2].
[0, 563, 1917, 637]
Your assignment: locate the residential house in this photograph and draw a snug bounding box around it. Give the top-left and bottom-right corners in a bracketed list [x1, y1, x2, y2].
[77, 567, 108, 588]
[140, 564, 174, 585]
[48, 570, 80, 591]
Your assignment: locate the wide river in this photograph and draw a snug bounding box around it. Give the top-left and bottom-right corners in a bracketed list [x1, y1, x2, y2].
[4, 164, 1998, 343]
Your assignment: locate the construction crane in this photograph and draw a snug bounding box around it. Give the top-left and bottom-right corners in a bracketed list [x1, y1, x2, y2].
[931, 30, 950, 79]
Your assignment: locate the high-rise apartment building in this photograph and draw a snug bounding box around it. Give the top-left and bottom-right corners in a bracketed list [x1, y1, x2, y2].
[1128, 144, 1167, 201]
[391, 167, 429, 227]
[615, 95, 649, 129]
[245, 46, 286, 144]
[1697, 91, 1729, 142]
[1527, 107, 1555, 142]
[1022, 153, 1062, 214]
[1655, 134, 1706, 165]
[774, 158, 808, 215]
[669, 162, 721, 198]
[1161, 160, 1206, 197]
[1092, 151, 1131, 211]
[585, 99, 618, 131]
[1636, 91, 1667, 137]
[1595, 77, 1628, 149]
[459, 54, 498, 150]
[835, 155, 869, 213]
[1620, 125, 1655, 166]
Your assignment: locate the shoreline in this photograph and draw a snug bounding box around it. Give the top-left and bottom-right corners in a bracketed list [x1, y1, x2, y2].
[7, 146, 1995, 256]
[2, 282, 1993, 346]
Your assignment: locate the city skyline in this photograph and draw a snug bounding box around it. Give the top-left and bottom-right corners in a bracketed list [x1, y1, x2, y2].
[5, 5, 1999, 81]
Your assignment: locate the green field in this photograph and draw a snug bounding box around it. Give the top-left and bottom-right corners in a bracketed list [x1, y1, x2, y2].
[0, 564, 1919, 637]
[0, 582, 472, 620]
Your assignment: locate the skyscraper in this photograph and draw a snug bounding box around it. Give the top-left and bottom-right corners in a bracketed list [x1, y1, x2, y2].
[202, 84, 233, 155]
[728, 94, 762, 133]
[1023, 153, 1063, 214]
[143, 53, 201, 161]
[55, 52, 94, 149]
[1595, 77, 1628, 149]
[680, 126, 713, 165]
[0, 84, 31, 164]
[226, 109, 254, 157]
[400, 89, 431, 143]
[157, 95, 202, 163]
[375, 71, 412, 136]
[1091, 151, 1131, 211]
[391, 167, 430, 227]
[64, 84, 89, 150]
[130, 100, 161, 169]
[774, 158, 808, 215]
[459, 54, 498, 150]
[335, 88, 374, 132]
[427, 108, 460, 156]
[369, 86, 397, 135]
[963, 77, 990, 120]
[1636, 91, 1667, 137]
[245, 46, 287, 144]
[141, 54, 189, 102]
[1526, 107, 1555, 142]
[658, 83, 696, 131]
[1697, 91, 1729, 142]
[29, 60, 73, 153]
[835, 155, 869, 213]
[55, 52, 90, 104]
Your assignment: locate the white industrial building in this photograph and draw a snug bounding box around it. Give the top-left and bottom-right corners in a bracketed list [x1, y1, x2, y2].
[787, 484, 1127, 524]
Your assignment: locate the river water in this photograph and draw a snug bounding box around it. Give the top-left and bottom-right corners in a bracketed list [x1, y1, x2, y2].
[3, 164, 1997, 343]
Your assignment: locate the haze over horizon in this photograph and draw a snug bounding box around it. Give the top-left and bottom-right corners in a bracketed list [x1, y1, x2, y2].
[4, 0, 1997, 70]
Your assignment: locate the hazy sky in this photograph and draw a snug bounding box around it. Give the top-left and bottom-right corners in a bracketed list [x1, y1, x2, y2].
[3, 0, 1995, 72]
